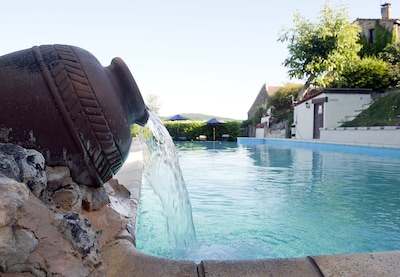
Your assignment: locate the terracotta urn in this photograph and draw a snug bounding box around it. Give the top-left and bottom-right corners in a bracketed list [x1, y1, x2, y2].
[0, 44, 149, 187]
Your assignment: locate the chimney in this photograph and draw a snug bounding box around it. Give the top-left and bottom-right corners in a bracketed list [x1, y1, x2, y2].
[381, 3, 392, 20]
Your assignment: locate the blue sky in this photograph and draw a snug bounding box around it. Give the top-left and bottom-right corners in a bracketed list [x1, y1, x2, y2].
[1, 1, 395, 119]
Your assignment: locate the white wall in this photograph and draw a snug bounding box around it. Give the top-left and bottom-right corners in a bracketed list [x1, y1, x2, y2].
[293, 93, 373, 140]
[320, 127, 400, 147]
[293, 101, 314, 140]
[255, 128, 264, 138]
[324, 93, 372, 128]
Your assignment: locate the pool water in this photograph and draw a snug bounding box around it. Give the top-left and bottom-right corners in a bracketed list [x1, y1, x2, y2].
[136, 141, 400, 261]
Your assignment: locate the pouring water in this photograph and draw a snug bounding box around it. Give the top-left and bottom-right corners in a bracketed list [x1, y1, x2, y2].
[138, 110, 197, 257]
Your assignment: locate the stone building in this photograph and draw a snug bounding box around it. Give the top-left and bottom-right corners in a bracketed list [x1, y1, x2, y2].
[247, 84, 280, 119]
[245, 84, 280, 137]
[355, 3, 400, 44]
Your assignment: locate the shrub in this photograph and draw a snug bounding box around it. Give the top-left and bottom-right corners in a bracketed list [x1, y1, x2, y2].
[267, 83, 302, 122]
[163, 121, 241, 141]
[132, 120, 242, 141]
[380, 43, 400, 88]
[332, 57, 391, 91]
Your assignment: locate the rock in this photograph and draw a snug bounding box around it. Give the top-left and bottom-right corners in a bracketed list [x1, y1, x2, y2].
[46, 166, 71, 191]
[0, 226, 39, 274]
[0, 226, 15, 270]
[6, 229, 38, 269]
[104, 180, 137, 218]
[80, 185, 109, 212]
[0, 176, 29, 227]
[0, 152, 20, 180]
[0, 175, 36, 273]
[51, 182, 83, 213]
[16, 191, 99, 276]
[0, 143, 139, 276]
[55, 212, 101, 267]
[20, 149, 46, 198]
[83, 181, 135, 248]
[0, 144, 46, 198]
[46, 165, 109, 213]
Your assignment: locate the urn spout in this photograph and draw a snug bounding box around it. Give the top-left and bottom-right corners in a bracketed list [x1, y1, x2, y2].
[135, 107, 150, 126]
[107, 57, 149, 126]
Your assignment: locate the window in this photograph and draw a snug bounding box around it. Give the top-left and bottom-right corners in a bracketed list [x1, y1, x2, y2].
[369, 29, 375, 43]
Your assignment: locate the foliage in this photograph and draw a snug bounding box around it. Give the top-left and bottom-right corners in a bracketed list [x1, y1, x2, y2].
[163, 121, 241, 141]
[145, 94, 161, 116]
[163, 121, 206, 141]
[131, 124, 139, 137]
[241, 118, 252, 128]
[252, 106, 264, 126]
[131, 123, 154, 139]
[213, 121, 241, 141]
[240, 84, 302, 128]
[331, 57, 391, 91]
[341, 91, 400, 127]
[240, 107, 264, 128]
[380, 43, 400, 88]
[267, 83, 302, 121]
[332, 27, 399, 90]
[359, 24, 396, 58]
[278, 2, 361, 95]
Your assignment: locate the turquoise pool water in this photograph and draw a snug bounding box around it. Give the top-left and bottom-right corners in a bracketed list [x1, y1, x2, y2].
[136, 141, 400, 260]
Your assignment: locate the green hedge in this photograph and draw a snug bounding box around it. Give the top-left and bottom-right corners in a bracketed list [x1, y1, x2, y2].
[163, 121, 241, 141]
[131, 118, 241, 141]
[131, 120, 241, 141]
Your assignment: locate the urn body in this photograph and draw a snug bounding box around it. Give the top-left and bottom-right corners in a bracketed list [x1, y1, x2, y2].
[0, 45, 148, 186]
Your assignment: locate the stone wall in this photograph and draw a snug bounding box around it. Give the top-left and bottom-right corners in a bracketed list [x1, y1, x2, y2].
[0, 143, 139, 276]
[263, 121, 288, 139]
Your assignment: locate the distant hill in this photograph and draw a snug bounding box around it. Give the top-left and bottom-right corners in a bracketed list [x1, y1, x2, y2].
[160, 113, 243, 122]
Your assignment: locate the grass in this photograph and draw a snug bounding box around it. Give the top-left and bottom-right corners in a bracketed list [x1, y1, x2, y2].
[341, 91, 400, 127]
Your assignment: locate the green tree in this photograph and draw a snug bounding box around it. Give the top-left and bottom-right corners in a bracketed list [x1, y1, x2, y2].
[251, 106, 265, 126]
[380, 42, 400, 88]
[332, 57, 391, 91]
[240, 106, 264, 128]
[145, 94, 161, 115]
[278, 2, 361, 100]
[267, 83, 302, 122]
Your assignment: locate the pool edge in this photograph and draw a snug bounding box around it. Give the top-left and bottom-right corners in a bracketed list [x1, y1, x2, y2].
[104, 235, 400, 276]
[237, 137, 400, 150]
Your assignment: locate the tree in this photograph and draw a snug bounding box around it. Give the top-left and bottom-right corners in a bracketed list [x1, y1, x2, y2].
[145, 94, 161, 115]
[331, 57, 390, 91]
[278, 2, 361, 100]
[252, 106, 264, 126]
[380, 42, 400, 88]
[267, 83, 303, 122]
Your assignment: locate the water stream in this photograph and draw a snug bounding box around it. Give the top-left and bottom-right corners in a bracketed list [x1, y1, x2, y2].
[138, 110, 197, 257]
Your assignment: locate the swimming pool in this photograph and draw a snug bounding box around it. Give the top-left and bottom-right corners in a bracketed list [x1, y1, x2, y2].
[136, 140, 400, 261]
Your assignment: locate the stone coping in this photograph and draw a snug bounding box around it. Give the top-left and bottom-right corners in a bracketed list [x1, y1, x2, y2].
[114, 139, 400, 276]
